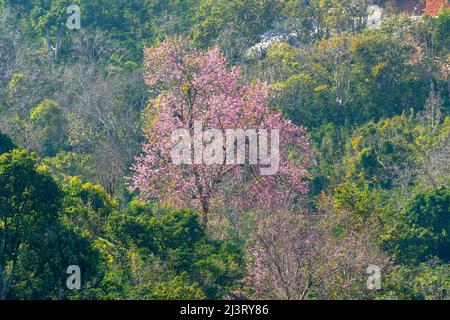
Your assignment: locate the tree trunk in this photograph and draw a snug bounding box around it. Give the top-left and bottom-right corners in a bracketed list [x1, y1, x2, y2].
[201, 199, 209, 226]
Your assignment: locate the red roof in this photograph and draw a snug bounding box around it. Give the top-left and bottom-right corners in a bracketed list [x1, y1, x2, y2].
[425, 0, 450, 15]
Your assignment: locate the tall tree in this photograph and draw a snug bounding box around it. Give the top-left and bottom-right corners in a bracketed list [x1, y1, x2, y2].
[0, 150, 97, 299]
[130, 38, 315, 225]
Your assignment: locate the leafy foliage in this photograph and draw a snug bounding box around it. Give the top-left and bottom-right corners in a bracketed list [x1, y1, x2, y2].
[0, 0, 449, 301]
[383, 186, 450, 264]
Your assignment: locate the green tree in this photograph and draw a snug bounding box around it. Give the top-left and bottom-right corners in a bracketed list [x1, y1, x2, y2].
[432, 8, 450, 56]
[0, 150, 98, 299]
[106, 205, 244, 299]
[383, 186, 450, 264]
[283, 0, 369, 43]
[30, 99, 66, 156]
[191, 0, 279, 58]
[0, 132, 15, 154]
[63, 176, 117, 239]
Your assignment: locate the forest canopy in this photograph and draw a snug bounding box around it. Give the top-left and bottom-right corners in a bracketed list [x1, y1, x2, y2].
[0, 0, 449, 300]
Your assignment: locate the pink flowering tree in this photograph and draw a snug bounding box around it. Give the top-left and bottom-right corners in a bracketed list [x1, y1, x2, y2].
[243, 208, 389, 300]
[130, 38, 315, 225]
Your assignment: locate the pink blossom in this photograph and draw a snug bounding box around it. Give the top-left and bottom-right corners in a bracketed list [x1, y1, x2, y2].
[130, 38, 315, 224]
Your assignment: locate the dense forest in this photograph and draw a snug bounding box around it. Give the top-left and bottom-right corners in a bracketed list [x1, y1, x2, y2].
[0, 0, 449, 300]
